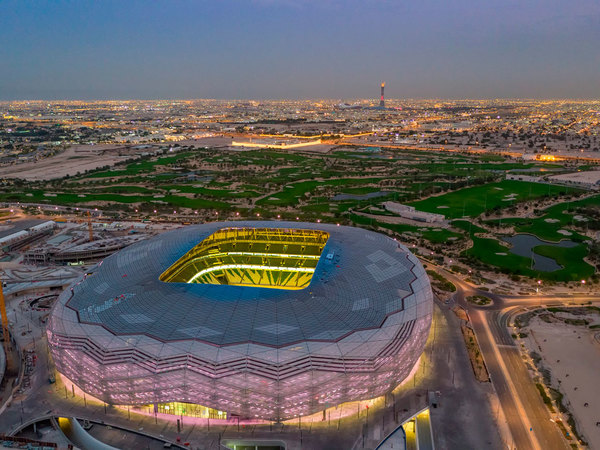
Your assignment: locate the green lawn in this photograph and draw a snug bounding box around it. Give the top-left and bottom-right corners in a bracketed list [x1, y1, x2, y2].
[414, 162, 535, 173]
[0, 190, 230, 210]
[85, 151, 195, 178]
[158, 185, 260, 199]
[0, 191, 151, 204]
[409, 180, 580, 219]
[484, 194, 600, 242]
[301, 203, 331, 213]
[95, 186, 155, 194]
[256, 178, 386, 207]
[161, 195, 230, 210]
[349, 214, 462, 244]
[206, 149, 310, 164]
[338, 186, 387, 195]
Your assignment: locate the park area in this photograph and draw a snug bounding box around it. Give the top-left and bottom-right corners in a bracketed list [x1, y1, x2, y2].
[408, 179, 581, 219]
[0, 143, 597, 282]
[452, 220, 595, 282]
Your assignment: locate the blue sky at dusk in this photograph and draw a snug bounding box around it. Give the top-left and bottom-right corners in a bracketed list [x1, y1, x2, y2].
[1, 0, 599, 100]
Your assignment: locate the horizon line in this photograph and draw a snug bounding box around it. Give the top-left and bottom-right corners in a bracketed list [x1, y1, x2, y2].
[2, 97, 600, 103]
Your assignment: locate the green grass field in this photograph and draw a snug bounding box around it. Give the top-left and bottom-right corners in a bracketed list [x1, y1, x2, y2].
[485, 194, 600, 242]
[95, 186, 155, 194]
[158, 185, 260, 199]
[85, 151, 195, 178]
[349, 213, 463, 244]
[0, 190, 230, 210]
[409, 180, 580, 219]
[256, 178, 386, 207]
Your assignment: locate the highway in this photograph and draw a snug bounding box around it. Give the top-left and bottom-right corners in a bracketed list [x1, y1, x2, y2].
[427, 262, 600, 450]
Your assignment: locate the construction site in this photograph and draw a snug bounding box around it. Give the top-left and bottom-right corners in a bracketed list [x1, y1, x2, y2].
[0, 206, 193, 448]
[0, 211, 170, 397]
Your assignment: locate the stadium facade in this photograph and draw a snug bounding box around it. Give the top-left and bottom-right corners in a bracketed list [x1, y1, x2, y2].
[47, 222, 433, 421]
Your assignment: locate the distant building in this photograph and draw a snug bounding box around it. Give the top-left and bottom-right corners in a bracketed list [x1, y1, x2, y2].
[383, 202, 445, 223]
[24, 234, 147, 264]
[548, 171, 600, 191]
[505, 174, 543, 184]
[231, 138, 321, 149]
[522, 153, 563, 162]
[506, 172, 600, 191]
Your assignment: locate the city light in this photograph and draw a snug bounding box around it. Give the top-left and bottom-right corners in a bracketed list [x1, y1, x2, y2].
[2, 22, 597, 447]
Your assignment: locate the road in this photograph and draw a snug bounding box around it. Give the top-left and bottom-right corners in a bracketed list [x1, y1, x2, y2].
[0, 283, 506, 450]
[1, 251, 595, 449]
[428, 262, 600, 450]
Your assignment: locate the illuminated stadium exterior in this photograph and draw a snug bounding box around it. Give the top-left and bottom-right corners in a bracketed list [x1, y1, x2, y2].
[47, 221, 433, 421]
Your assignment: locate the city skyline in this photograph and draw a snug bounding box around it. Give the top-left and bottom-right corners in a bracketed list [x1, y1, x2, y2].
[1, 1, 599, 449]
[1, 0, 599, 100]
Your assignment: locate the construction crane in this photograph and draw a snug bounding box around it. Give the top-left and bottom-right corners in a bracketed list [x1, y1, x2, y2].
[87, 211, 94, 242]
[0, 275, 12, 369]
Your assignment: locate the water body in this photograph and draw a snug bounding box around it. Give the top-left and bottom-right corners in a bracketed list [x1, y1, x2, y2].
[352, 154, 396, 159]
[502, 234, 577, 272]
[354, 147, 381, 153]
[332, 191, 392, 201]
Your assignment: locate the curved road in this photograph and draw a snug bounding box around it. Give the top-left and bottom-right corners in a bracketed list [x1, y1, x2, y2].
[427, 262, 599, 450]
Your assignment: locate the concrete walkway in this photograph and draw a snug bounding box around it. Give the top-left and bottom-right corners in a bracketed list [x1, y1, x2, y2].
[56, 416, 120, 450]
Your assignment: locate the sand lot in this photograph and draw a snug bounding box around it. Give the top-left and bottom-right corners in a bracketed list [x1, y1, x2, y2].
[526, 317, 600, 448]
[0, 137, 237, 181]
[0, 144, 152, 180]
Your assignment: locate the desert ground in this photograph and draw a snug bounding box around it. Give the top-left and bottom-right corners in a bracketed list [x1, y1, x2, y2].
[0, 144, 153, 180]
[526, 315, 600, 448]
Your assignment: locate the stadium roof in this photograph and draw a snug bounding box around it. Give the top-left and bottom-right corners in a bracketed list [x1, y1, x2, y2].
[65, 221, 424, 348]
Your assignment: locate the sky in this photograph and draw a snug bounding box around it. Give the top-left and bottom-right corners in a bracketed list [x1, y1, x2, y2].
[0, 0, 599, 100]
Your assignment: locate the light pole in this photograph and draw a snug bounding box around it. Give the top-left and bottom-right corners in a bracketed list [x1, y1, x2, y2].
[365, 405, 369, 438]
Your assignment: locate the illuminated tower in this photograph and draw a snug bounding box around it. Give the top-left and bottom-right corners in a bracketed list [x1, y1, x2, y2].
[379, 82, 385, 108]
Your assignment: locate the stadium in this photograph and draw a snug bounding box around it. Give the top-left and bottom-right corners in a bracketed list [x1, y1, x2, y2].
[47, 221, 433, 421]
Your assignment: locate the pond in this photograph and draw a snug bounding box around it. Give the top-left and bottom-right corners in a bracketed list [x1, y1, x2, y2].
[502, 234, 578, 272]
[332, 191, 392, 201]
